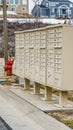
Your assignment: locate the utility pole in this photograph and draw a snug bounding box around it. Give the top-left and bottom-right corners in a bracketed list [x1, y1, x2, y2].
[3, 0, 8, 63]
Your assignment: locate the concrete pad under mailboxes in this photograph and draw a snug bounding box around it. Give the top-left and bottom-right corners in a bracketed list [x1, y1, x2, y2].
[10, 86, 73, 112]
[54, 104, 73, 108]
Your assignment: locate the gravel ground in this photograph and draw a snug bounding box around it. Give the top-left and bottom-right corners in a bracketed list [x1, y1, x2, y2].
[48, 111, 73, 129]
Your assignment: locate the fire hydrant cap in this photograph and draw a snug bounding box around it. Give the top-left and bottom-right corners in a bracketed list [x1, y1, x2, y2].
[6, 59, 13, 65]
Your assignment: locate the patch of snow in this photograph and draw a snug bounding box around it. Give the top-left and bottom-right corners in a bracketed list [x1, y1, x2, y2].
[6, 18, 65, 24]
[39, 18, 64, 24]
[1, 15, 73, 25]
[0, 11, 16, 15]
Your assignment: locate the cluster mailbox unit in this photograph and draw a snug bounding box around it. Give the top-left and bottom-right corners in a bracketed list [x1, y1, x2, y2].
[0, 58, 5, 78]
[13, 24, 73, 107]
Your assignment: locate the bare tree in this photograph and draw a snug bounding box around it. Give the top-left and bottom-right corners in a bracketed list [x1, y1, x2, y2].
[2, 0, 8, 63]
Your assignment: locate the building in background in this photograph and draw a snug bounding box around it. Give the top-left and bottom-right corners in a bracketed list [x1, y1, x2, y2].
[28, 0, 42, 14]
[32, 0, 73, 18]
[0, 0, 29, 15]
[0, 0, 73, 18]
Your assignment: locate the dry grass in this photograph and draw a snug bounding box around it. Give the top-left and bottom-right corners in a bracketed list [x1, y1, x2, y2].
[48, 111, 73, 129]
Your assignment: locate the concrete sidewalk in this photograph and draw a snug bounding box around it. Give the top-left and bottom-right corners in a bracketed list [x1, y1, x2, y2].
[0, 85, 72, 130]
[10, 85, 73, 112]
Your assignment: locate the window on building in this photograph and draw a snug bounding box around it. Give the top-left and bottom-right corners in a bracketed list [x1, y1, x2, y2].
[15, 0, 19, 4]
[23, 0, 27, 4]
[69, 10, 71, 14]
[0, 0, 2, 4]
[11, 7, 16, 12]
[22, 6, 26, 11]
[49, 2, 56, 7]
[46, 3, 48, 8]
[70, 4, 73, 7]
[10, 0, 14, 4]
[10, 0, 19, 4]
[52, 8, 54, 13]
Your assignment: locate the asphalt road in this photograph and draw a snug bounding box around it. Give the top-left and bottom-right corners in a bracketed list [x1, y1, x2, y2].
[0, 85, 71, 130]
[0, 117, 12, 130]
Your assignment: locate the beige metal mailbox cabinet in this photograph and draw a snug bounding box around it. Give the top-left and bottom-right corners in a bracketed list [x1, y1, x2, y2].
[34, 29, 47, 85]
[46, 25, 73, 91]
[13, 24, 73, 107]
[0, 58, 5, 78]
[46, 24, 73, 107]
[14, 32, 25, 77]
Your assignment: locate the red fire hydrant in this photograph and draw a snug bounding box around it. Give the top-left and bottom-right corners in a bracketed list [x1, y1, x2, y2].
[4, 59, 13, 76]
